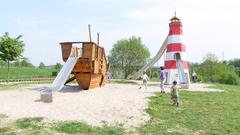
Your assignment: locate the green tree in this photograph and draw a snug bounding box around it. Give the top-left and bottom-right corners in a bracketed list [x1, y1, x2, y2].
[13, 57, 34, 67]
[190, 53, 240, 85]
[38, 62, 46, 69]
[0, 60, 7, 67]
[228, 58, 240, 67]
[0, 32, 25, 81]
[14, 59, 21, 67]
[228, 58, 240, 77]
[21, 57, 34, 67]
[54, 63, 62, 71]
[202, 52, 218, 62]
[108, 36, 150, 79]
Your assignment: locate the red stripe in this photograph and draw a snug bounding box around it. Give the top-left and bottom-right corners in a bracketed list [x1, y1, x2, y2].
[169, 24, 182, 35]
[164, 60, 189, 69]
[164, 60, 176, 69]
[166, 43, 186, 52]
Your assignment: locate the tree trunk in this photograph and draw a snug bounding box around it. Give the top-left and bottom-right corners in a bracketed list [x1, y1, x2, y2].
[7, 60, 10, 83]
[124, 68, 129, 79]
[124, 72, 128, 79]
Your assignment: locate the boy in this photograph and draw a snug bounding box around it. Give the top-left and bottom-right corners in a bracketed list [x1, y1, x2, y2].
[170, 81, 179, 107]
[160, 66, 165, 93]
[139, 71, 149, 90]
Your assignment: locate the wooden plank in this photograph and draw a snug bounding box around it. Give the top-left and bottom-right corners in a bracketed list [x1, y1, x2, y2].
[82, 43, 93, 59]
[60, 43, 72, 61]
[72, 60, 93, 73]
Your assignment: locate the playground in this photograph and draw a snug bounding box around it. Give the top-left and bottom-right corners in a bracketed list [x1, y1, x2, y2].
[1, 1, 240, 134]
[0, 82, 222, 128]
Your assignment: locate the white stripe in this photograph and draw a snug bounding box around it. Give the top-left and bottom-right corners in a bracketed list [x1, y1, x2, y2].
[164, 52, 188, 61]
[167, 35, 185, 44]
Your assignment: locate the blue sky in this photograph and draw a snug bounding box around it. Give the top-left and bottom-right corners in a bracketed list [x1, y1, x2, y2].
[1, 0, 239, 66]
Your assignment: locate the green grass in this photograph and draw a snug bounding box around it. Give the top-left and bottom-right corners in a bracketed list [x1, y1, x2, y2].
[53, 121, 124, 135]
[0, 127, 14, 134]
[138, 84, 240, 135]
[109, 79, 138, 84]
[53, 121, 93, 134]
[0, 116, 124, 135]
[0, 67, 55, 79]
[16, 117, 44, 129]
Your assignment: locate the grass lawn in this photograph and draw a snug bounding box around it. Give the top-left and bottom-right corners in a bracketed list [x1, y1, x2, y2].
[138, 84, 240, 135]
[0, 67, 56, 79]
[0, 83, 239, 134]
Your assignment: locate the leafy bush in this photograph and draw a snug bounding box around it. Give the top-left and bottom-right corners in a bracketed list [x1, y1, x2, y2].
[190, 53, 240, 85]
[51, 71, 58, 76]
[226, 72, 240, 85]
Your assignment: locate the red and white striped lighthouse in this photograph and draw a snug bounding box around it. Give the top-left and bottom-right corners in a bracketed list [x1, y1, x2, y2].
[164, 14, 190, 85]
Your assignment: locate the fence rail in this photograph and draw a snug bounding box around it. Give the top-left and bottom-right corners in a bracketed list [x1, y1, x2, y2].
[0, 77, 55, 83]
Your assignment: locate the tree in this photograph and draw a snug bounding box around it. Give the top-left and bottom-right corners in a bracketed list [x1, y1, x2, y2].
[190, 53, 240, 85]
[21, 57, 34, 67]
[0, 60, 7, 67]
[202, 52, 218, 62]
[54, 63, 62, 71]
[39, 62, 46, 69]
[108, 36, 150, 79]
[0, 32, 25, 81]
[228, 58, 240, 67]
[228, 58, 240, 77]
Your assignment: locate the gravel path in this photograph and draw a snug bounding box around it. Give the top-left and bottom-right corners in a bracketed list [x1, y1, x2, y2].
[0, 82, 223, 128]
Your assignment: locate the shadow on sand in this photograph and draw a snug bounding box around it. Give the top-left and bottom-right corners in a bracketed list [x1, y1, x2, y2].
[59, 85, 85, 93]
[26, 84, 85, 93]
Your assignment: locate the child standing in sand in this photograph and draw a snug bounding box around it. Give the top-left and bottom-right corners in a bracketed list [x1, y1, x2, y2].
[139, 71, 149, 90]
[170, 81, 179, 107]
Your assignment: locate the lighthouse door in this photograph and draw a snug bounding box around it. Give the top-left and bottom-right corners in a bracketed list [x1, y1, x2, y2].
[175, 53, 187, 84]
[175, 53, 181, 60]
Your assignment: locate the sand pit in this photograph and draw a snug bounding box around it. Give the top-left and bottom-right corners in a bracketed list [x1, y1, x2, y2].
[0, 82, 223, 128]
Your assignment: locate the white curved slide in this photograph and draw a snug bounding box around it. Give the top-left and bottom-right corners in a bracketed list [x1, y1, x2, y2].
[176, 59, 187, 84]
[133, 37, 168, 79]
[51, 46, 82, 91]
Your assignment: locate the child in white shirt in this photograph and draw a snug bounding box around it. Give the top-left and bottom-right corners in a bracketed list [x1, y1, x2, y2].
[139, 71, 149, 90]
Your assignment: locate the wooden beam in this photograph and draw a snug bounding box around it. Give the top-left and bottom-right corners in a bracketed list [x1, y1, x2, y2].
[88, 24, 92, 42]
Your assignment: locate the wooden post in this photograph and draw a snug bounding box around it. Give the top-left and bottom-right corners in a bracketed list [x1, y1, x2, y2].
[88, 24, 92, 42]
[97, 33, 99, 45]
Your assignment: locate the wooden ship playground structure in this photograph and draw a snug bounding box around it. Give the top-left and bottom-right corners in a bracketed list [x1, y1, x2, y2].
[60, 40, 108, 90]
[41, 25, 109, 102]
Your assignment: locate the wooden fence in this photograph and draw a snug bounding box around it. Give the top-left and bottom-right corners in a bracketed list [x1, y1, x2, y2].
[0, 77, 55, 83]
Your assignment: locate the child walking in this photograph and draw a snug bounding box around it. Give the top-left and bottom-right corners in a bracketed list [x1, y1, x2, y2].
[170, 81, 179, 107]
[139, 71, 149, 90]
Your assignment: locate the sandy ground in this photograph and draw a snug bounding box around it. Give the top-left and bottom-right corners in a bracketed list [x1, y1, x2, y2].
[0, 81, 223, 128]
